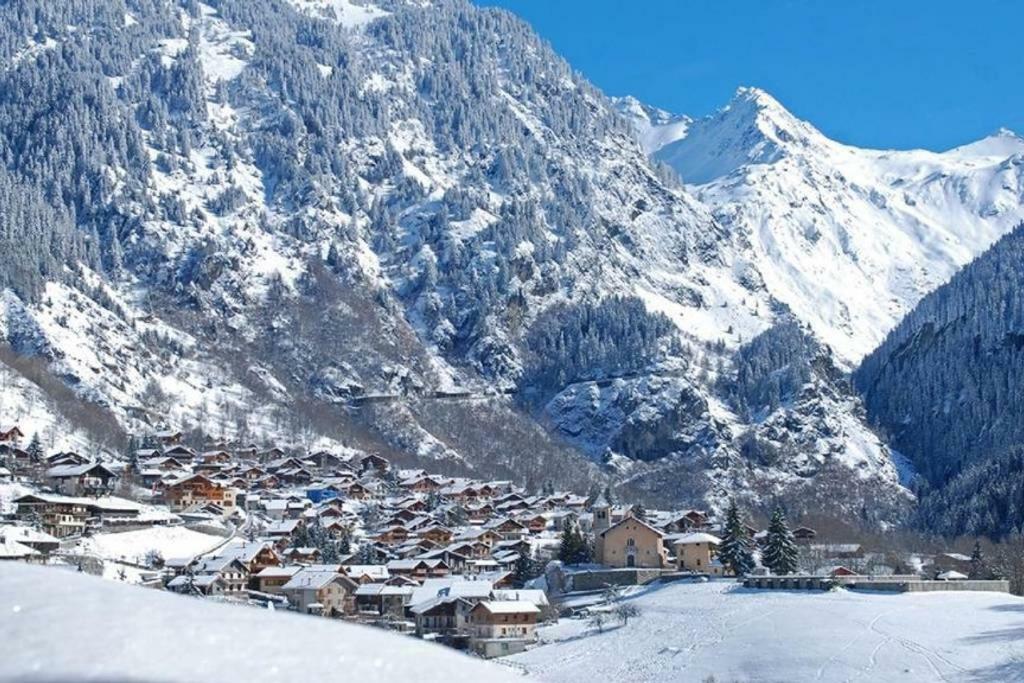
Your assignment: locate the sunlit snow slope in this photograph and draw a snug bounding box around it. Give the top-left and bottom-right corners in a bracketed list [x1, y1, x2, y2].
[0, 563, 519, 683]
[653, 87, 1024, 365]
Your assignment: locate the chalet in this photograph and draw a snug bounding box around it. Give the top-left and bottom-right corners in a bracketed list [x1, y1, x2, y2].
[167, 573, 226, 596]
[281, 569, 358, 616]
[374, 525, 410, 545]
[400, 475, 442, 494]
[45, 462, 118, 496]
[344, 481, 373, 500]
[265, 519, 304, 542]
[519, 514, 548, 534]
[418, 525, 454, 545]
[154, 430, 183, 446]
[260, 447, 286, 463]
[233, 445, 258, 460]
[0, 535, 41, 563]
[486, 517, 529, 540]
[455, 528, 503, 547]
[793, 526, 818, 542]
[0, 426, 24, 443]
[360, 453, 390, 474]
[283, 546, 322, 564]
[662, 509, 711, 533]
[418, 548, 470, 573]
[217, 541, 281, 578]
[14, 494, 89, 538]
[0, 445, 31, 470]
[254, 565, 301, 594]
[343, 564, 390, 584]
[162, 474, 236, 512]
[0, 526, 59, 555]
[46, 451, 90, 467]
[163, 445, 197, 462]
[190, 557, 249, 593]
[354, 583, 413, 618]
[200, 450, 232, 465]
[387, 558, 450, 580]
[467, 601, 540, 658]
[307, 451, 348, 471]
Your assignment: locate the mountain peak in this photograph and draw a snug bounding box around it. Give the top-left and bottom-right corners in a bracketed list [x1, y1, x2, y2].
[945, 126, 1024, 159]
[654, 87, 822, 184]
[612, 95, 691, 155]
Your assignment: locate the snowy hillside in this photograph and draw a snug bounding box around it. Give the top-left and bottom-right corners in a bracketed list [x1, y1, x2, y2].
[653, 87, 1024, 364]
[0, 0, 912, 517]
[509, 579, 1024, 682]
[0, 563, 520, 682]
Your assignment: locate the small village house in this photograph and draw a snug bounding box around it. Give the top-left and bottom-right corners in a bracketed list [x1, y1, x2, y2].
[671, 532, 722, 574]
[467, 601, 540, 658]
[281, 569, 358, 616]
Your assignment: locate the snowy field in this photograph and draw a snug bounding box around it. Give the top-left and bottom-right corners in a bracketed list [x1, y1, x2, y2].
[77, 526, 225, 564]
[0, 563, 520, 683]
[507, 580, 1024, 682]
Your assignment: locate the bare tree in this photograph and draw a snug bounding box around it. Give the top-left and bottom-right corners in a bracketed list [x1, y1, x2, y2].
[614, 603, 641, 625]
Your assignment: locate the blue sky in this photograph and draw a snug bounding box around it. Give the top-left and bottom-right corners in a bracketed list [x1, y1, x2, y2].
[477, 1, 1021, 151]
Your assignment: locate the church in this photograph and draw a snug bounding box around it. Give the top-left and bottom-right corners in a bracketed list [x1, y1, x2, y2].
[593, 495, 668, 569]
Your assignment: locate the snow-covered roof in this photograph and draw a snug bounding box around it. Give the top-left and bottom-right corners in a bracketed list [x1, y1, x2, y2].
[937, 570, 968, 580]
[491, 589, 550, 607]
[282, 569, 348, 591]
[669, 532, 722, 546]
[476, 600, 540, 615]
[0, 537, 38, 559]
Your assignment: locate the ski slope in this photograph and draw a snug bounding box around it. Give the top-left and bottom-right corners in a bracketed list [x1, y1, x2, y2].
[0, 563, 519, 683]
[508, 579, 1024, 682]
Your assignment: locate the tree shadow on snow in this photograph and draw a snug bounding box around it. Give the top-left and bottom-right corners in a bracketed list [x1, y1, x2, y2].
[966, 660, 1024, 682]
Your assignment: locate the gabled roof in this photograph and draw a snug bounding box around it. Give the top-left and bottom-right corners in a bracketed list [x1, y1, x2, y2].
[282, 569, 356, 592]
[599, 514, 666, 539]
[46, 462, 117, 479]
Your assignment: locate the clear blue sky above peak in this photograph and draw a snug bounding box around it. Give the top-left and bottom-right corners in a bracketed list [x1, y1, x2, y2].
[476, 0, 1022, 152]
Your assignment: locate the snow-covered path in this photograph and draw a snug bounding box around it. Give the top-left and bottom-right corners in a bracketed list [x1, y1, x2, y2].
[508, 580, 1024, 682]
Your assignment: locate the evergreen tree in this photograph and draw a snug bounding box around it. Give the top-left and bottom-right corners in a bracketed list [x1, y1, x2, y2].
[513, 549, 540, 587]
[969, 540, 988, 580]
[763, 506, 798, 575]
[558, 524, 581, 565]
[719, 501, 755, 576]
[558, 523, 592, 565]
[631, 502, 647, 522]
[26, 433, 43, 463]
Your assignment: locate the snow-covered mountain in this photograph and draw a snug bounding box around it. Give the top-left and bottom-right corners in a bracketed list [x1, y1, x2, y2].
[0, 0, 912, 518]
[651, 87, 1024, 364]
[612, 96, 691, 156]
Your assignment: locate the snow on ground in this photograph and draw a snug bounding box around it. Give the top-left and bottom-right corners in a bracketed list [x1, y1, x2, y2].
[284, 0, 389, 28]
[0, 482, 33, 515]
[508, 580, 1024, 682]
[77, 526, 225, 565]
[0, 563, 520, 683]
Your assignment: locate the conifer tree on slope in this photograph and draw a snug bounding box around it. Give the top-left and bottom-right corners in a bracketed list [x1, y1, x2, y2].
[969, 540, 989, 580]
[763, 506, 799, 575]
[719, 501, 755, 576]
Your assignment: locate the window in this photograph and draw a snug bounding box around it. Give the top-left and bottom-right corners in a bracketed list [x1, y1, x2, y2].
[627, 538, 635, 547]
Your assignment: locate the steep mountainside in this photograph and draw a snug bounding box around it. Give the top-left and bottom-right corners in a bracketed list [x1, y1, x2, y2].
[855, 224, 1024, 510]
[0, 0, 909, 517]
[651, 87, 1024, 365]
